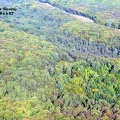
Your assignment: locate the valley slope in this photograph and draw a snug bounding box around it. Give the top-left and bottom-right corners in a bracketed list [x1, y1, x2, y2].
[0, 0, 120, 119]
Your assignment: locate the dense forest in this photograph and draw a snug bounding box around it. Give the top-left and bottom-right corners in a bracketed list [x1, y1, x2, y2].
[0, 0, 120, 119]
[39, 0, 120, 29]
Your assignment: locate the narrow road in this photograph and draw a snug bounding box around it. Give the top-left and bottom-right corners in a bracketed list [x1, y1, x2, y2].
[37, 2, 94, 23]
[37, 2, 120, 32]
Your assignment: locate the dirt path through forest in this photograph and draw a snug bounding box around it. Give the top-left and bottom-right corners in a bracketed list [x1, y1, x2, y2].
[37, 2, 120, 32]
[37, 2, 94, 23]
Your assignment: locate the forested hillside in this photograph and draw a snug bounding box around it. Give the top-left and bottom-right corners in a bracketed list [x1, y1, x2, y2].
[39, 0, 120, 29]
[0, 0, 120, 119]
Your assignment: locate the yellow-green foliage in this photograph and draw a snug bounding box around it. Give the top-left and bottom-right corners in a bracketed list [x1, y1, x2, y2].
[65, 76, 85, 95]
[42, 0, 120, 28]
[0, 97, 53, 119]
[0, 21, 55, 70]
[0, 1, 120, 119]
[59, 21, 120, 43]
